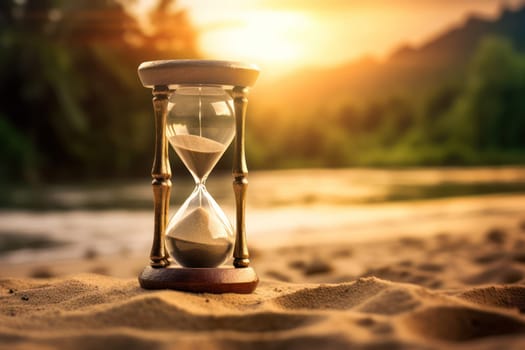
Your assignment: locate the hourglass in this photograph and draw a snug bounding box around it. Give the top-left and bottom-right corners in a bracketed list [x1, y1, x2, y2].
[137, 60, 259, 293]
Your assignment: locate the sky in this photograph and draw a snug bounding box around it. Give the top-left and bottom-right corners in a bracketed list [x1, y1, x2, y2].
[132, 0, 524, 78]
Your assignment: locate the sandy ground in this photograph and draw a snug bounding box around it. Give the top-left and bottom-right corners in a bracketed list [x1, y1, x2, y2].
[1, 195, 525, 349]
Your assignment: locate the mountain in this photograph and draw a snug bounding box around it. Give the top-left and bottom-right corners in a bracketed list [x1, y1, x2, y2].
[256, 5, 525, 111]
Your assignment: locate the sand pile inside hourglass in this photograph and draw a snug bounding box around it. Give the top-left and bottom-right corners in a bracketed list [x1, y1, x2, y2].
[168, 134, 226, 180]
[166, 207, 233, 267]
[166, 134, 233, 267]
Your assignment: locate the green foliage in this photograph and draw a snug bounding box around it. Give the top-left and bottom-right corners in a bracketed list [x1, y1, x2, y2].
[455, 37, 525, 150]
[247, 36, 525, 168]
[0, 0, 197, 182]
[0, 115, 35, 180]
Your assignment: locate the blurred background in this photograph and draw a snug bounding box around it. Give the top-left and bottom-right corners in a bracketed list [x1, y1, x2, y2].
[1, 0, 525, 277]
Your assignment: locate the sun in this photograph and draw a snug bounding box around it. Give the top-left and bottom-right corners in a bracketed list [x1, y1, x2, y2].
[127, 0, 313, 77]
[198, 10, 311, 76]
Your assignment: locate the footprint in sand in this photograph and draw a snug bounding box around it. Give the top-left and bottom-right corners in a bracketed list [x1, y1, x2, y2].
[512, 252, 525, 264]
[355, 317, 393, 335]
[402, 305, 525, 341]
[473, 251, 506, 264]
[265, 270, 292, 282]
[416, 263, 444, 272]
[485, 228, 508, 245]
[463, 263, 524, 285]
[288, 257, 334, 276]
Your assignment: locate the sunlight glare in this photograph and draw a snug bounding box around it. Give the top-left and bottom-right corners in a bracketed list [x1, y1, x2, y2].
[127, 0, 525, 79]
[200, 11, 310, 72]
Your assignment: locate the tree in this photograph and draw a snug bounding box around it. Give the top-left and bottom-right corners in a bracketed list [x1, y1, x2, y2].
[450, 36, 525, 152]
[0, 0, 198, 182]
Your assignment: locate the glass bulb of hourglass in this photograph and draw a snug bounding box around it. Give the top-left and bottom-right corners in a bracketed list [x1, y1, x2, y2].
[165, 86, 235, 268]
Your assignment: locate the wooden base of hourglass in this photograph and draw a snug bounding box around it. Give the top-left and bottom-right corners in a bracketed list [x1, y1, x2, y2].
[138, 266, 258, 294]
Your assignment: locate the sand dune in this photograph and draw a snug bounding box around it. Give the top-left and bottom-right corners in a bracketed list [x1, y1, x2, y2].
[2, 216, 525, 349]
[1, 273, 525, 349]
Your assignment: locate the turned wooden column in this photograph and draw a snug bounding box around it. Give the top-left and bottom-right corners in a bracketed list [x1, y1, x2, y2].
[232, 86, 251, 268]
[150, 85, 171, 267]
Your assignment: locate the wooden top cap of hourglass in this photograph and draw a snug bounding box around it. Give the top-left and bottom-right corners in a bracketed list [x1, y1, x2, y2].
[138, 60, 260, 88]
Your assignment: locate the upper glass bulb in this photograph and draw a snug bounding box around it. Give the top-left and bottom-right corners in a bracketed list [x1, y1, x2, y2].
[166, 86, 235, 183]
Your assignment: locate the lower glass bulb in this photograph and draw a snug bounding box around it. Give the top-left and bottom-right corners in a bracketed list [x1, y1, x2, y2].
[165, 186, 234, 267]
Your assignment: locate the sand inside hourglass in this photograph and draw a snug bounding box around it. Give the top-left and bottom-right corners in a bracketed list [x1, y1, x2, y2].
[168, 134, 226, 180]
[166, 207, 233, 267]
[166, 134, 233, 267]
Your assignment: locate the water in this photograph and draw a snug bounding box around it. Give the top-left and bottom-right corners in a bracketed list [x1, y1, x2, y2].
[1, 167, 525, 264]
